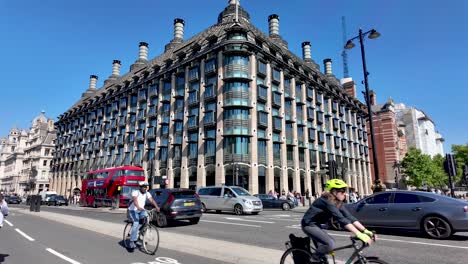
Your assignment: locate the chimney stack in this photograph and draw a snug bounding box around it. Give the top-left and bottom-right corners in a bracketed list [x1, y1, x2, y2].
[111, 60, 121, 77]
[89, 75, 98, 90]
[323, 58, 333, 75]
[302, 41, 312, 62]
[173, 18, 185, 42]
[340, 77, 356, 98]
[138, 42, 149, 62]
[268, 14, 280, 36]
[369, 90, 377, 106]
[229, 0, 239, 5]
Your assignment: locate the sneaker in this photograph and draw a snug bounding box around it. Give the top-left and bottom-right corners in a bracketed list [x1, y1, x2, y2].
[128, 241, 136, 249]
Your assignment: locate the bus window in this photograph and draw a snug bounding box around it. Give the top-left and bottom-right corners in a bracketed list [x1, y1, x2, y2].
[123, 170, 145, 176]
[121, 186, 139, 198]
[85, 173, 94, 179]
[96, 172, 109, 179]
[112, 170, 123, 180]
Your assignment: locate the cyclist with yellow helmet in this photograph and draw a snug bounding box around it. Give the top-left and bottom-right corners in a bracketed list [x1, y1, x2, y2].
[301, 179, 375, 261]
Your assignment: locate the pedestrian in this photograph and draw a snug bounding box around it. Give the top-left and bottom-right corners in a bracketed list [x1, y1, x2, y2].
[0, 194, 9, 228]
[305, 189, 311, 206]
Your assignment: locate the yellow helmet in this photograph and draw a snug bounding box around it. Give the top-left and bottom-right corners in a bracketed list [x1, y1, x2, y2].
[325, 179, 348, 191]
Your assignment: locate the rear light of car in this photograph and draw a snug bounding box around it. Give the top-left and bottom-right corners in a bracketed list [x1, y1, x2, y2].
[464, 206, 468, 213]
[167, 193, 175, 205]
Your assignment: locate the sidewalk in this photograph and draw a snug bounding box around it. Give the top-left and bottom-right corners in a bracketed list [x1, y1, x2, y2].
[10, 207, 284, 264]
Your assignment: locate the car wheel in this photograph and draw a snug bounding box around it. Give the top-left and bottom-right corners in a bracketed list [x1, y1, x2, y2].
[234, 204, 243, 215]
[54, 202, 57, 206]
[156, 213, 168, 227]
[282, 203, 291, 211]
[422, 216, 452, 239]
[201, 203, 207, 213]
[189, 217, 200, 224]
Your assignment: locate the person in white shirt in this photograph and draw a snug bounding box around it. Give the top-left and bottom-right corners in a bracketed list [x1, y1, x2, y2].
[0, 194, 9, 228]
[128, 181, 160, 249]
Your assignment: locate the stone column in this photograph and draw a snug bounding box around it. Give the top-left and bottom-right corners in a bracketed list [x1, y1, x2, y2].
[180, 66, 190, 189]
[249, 54, 259, 194]
[197, 59, 207, 187]
[155, 79, 164, 188]
[280, 70, 288, 193]
[265, 62, 275, 193]
[167, 73, 176, 188]
[291, 78, 300, 192]
[302, 83, 312, 193]
[215, 51, 225, 185]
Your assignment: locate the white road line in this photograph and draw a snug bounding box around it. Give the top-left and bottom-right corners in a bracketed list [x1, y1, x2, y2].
[15, 228, 35, 241]
[46, 248, 81, 264]
[247, 216, 300, 222]
[285, 226, 468, 250]
[4, 219, 14, 226]
[201, 220, 261, 228]
[225, 217, 275, 224]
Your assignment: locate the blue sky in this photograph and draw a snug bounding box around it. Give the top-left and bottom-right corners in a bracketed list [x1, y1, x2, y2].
[0, 0, 466, 151]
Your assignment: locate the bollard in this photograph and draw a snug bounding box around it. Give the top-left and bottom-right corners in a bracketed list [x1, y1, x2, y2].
[29, 196, 35, 212]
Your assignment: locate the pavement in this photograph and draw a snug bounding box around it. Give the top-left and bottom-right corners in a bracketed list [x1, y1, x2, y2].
[5, 204, 468, 264]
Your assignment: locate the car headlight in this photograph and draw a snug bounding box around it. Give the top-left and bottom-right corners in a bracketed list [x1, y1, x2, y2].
[242, 199, 252, 205]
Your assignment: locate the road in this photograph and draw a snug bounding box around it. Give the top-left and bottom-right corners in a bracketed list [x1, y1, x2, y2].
[1, 208, 226, 264]
[5, 204, 468, 264]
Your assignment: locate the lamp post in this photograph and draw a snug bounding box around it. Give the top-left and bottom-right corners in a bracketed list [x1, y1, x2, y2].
[345, 28, 382, 191]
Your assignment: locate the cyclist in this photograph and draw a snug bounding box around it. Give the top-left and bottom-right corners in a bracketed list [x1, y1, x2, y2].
[127, 181, 160, 249]
[301, 179, 375, 261]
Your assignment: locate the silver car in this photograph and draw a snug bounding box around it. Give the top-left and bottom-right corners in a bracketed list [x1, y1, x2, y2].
[197, 186, 263, 215]
[345, 190, 468, 239]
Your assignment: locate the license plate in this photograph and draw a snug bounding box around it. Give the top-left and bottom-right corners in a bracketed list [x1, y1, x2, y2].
[184, 202, 195, 206]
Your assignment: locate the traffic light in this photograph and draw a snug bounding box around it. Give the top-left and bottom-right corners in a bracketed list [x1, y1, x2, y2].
[443, 154, 457, 176]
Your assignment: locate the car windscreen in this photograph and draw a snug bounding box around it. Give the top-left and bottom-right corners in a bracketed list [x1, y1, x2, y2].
[121, 186, 139, 198]
[172, 190, 196, 199]
[231, 187, 251, 196]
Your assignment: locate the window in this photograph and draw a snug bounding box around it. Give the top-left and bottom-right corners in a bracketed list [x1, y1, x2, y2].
[257, 61, 267, 75]
[227, 31, 247, 40]
[189, 143, 198, 159]
[43, 160, 47, 166]
[204, 139, 216, 156]
[224, 137, 250, 155]
[45, 149, 50, 156]
[365, 193, 392, 204]
[209, 187, 222, 196]
[394, 193, 430, 203]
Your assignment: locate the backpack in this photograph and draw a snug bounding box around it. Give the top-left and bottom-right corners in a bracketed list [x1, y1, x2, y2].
[289, 234, 312, 264]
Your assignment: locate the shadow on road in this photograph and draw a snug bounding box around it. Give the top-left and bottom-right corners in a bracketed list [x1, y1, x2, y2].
[0, 254, 9, 263]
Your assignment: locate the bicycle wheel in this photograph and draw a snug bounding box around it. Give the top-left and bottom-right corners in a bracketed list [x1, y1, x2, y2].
[122, 222, 133, 248]
[280, 247, 315, 264]
[142, 224, 160, 255]
[353, 256, 389, 264]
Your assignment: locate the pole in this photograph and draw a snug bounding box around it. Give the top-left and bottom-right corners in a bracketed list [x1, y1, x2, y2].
[359, 29, 380, 183]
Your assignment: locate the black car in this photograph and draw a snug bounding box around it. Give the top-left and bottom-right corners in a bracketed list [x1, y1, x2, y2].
[6, 196, 21, 204]
[47, 195, 69, 206]
[145, 188, 203, 227]
[254, 194, 295, 210]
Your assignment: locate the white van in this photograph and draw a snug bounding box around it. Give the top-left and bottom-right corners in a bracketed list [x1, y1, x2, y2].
[197, 186, 263, 215]
[39, 191, 57, 204]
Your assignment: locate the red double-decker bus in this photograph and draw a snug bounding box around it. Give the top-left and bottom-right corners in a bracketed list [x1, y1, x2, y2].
[80, 166, 146, 208]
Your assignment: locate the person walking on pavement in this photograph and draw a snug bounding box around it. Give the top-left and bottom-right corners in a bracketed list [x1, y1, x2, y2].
[0, 194, 9, 228]
[127, 181, 160, 250]
[301, 179, 376, 262]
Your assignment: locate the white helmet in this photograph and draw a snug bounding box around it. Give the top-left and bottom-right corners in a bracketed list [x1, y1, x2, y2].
[139, 181, 149, 187]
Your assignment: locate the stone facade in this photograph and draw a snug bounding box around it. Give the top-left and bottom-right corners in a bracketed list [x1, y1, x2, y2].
[52, 1, 372, 196]
[394, 103, 444, 157]
[0, 111, 56, 195]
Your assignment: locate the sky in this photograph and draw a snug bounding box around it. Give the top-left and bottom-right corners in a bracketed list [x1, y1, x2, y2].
[0, 0, 466, 152]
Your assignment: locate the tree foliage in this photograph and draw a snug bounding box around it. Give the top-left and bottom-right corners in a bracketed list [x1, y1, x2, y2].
[452, 143, 468, 184]
[401, 148, 449, 188]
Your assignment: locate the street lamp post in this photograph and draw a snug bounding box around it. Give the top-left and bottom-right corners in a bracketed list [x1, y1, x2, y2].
[345, 28, 382, 192]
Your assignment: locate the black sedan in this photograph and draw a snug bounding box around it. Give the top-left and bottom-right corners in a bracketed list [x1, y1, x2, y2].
[47, 195, 69, 206]
[145, 188, 203, 227]
[6, 196, 21, 204]
[254, 194, 295, 210]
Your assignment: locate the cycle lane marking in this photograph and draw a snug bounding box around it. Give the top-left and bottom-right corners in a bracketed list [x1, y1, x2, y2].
[4, 219, 14, 226]
[15, 228, 35, 241]
[201, 219, 261, 228]
[46, 248, 81, 264]
[225, 217, 275, 224]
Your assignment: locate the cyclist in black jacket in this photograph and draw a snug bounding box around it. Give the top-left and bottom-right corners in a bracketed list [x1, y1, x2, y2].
[301, 179, 375, 260]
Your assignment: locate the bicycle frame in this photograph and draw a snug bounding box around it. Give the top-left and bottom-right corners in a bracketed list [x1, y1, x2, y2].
[309, 237, 370, 264]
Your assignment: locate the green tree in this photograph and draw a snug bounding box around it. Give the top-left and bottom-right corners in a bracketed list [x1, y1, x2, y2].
[401, 148, 434, 188]
[452, 143, 468, 185]
[429, 154, 449, 187]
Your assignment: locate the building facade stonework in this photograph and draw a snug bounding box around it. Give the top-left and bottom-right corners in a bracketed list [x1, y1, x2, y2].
[0, 111, 56, 195]
[51, 1, 372, 196]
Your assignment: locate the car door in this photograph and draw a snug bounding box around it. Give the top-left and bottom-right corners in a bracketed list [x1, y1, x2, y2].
[262, 195, 273, 208]
[387, 193, 427, 228]
[209, 187, 223, 210]
[220, 187, 237, 211]
[351, 192, 393, 227]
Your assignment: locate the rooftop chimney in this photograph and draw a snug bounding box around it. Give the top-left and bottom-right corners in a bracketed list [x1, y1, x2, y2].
[173, 18, 185, 42]
[111, 60, 121, 77]
[229, 0, 239, 5]
[138, 42, 149, 62]
[89, 75, 98, 90]
[302, 41, 312, 61]
[323, 58, 333, 75]
[268, 14, 280, 36]
[340, 77, 356, 98]
[369, 90, 377, 106]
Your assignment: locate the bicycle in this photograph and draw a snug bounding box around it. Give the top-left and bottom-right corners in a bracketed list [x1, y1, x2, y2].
[123, 209, 160, 255]
[280, 233, 388, 264]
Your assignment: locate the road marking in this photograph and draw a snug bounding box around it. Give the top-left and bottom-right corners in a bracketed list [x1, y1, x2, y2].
[225, 217, 275, 224]
[285, 225, 468, 250]
[46, 248, 81, 264]
[4, 219, 13, 226]
[15, 228, 35, 241]
[201, 220, 261, 228]
[247, 216, 300, 222]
